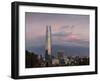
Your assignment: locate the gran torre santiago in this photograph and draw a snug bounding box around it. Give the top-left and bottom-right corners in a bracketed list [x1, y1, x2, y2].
[45, 25, 52, 66]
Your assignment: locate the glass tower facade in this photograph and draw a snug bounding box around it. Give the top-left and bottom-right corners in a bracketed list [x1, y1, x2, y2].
[45, 26, 52, 66]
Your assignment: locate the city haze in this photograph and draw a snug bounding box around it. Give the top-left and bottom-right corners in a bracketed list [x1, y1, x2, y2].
[25, 12, 89, 57]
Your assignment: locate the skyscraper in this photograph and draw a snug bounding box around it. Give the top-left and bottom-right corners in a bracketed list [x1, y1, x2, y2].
[45, 25, 52, 66]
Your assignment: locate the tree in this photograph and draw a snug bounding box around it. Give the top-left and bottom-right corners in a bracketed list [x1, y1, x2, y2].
[25, 50, 41, 68]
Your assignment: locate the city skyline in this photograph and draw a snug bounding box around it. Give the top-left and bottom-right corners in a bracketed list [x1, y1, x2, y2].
[25, 12, 89, 57]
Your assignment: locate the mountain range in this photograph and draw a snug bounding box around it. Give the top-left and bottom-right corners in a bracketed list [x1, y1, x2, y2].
[26, 45, 89, 57]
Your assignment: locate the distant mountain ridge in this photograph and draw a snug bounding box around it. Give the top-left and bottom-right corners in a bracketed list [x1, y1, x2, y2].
[26, 45, 89, 57]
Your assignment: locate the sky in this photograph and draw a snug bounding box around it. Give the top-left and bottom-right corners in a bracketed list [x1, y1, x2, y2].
[25, 12, 90, 56]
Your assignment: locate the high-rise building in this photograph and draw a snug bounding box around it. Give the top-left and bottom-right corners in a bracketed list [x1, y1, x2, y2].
[45, 25, 52, 66]
[57, 51, 65, 65]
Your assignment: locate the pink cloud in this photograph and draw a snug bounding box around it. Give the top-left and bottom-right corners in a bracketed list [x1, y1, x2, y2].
[66, 34, 80, 41]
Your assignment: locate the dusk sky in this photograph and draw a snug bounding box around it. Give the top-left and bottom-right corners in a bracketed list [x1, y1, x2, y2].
[25, 12, 90, 56]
